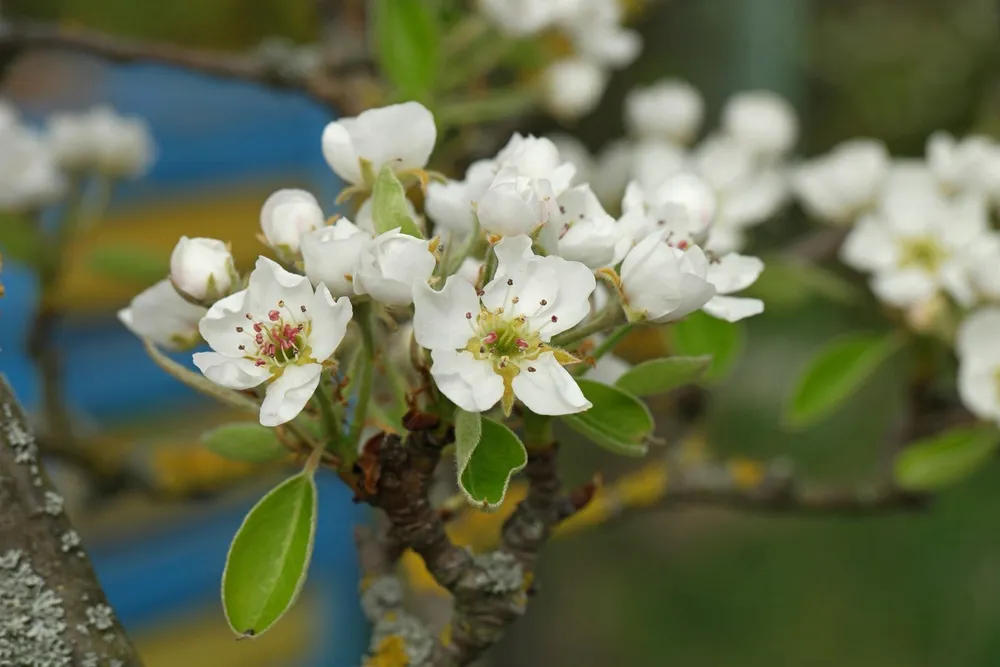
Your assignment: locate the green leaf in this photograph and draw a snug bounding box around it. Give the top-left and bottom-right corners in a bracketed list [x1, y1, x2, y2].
[202, 423, 288, 463]
[744, 256, 860, 309]
[562, 380, 653, 457]
[785, 332, 901, 428]
[371, 164, 423, 238]
[668, 312, 743, 381]
[615, 356, 712, 397]
[373, 0, 441, 100]
[0, 215, 43, 265]
[222, 472, 317, 637]
[895, 427, 1000, 491]
[89, 244, 169, 285]
[457, 416, 526, 511]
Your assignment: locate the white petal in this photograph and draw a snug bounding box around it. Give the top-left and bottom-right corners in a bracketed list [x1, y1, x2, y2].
[260, 363, 323, 426]
[648, 272, 716, 323]
[512, 352, 591, 415]
[720, 170, 787, 228]
[412, 276, 481, 350]
[352, 102, 437, 174]
[193, 352, 270, 390]
[957, 308, 1000, 361]
[493, 234, 535, 275]
[701, 295, 764, 322]
[307, 285, 353, 361]
[429, 349, 504, 413]
[870, 269, 936, 307]
[530, 255, 596, 337]
[198, 290, 250, 357]
[958, 364, 1000, 422]
[426, 180, 475, 236]
[322, 119, 362, 184]
[707, 253, 764, 295]
[260, 189, 325, 251]
[840, 216, 898, 272]
[301, 223, 370, 297]
[247, 256, 316, 318]
[122, 279, 206, 349]
[584, 352, 631, 385]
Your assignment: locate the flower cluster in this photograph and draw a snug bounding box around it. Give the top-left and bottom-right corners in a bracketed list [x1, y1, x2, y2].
[122, 100, 774, 428]
[479, 0, 641, 119]
[549, 79, 798, 255]
[0, 100, 154, 214]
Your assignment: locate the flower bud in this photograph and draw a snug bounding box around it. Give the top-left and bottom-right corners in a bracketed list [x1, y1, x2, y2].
[260, 189, 325, 252]
[477, 168, 556, 237]
[625, 79, 704, 145]
[353, 229, 436, 306]
[169, 236, 236, 301]
[118, 280, 206, 349]
[722, 91, 798, 160]
[301, 218, 371, 297]
[542, 59, 608, 121]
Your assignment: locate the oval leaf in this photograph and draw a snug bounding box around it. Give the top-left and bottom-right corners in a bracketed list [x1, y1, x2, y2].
[458, 417, 526, 511]
[222, 473, 317, 637]
[202, 423, 288, 463]
[785, 332, 900, 428]
[89, 244, 169, 285]
[562, 380, 653, 457]
[372, 164, 423, 238]
[615, 356, 712, 397]
[667, 312, 743, 381]
[894, 427, 1000, 491]
[373, 0, 440, 99]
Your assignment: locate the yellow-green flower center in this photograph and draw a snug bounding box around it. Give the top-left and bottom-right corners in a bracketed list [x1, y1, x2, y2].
[236, 300, 313, 373]
[899, 236, 947, 272]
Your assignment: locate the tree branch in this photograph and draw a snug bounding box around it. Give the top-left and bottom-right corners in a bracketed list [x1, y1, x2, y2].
[0, 374, 143, 666]
[0, 19, 373, 115]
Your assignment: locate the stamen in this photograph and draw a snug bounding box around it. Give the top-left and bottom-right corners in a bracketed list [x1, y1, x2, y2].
[507, 278, 513, 286]
[483, 332, 498, 345]
[268, 310, 281, 322]
[300, 305, 307, 313]
[550, 315, 558, 323]
[527, 366, 536, 372]
[255, 359, 267, 367]
[539, 299, 547, 306]
[253, 323, 263, 333]
[516, 338, 529, 349]
[236, 326, 244, 333]
[465, 312, 473, 319]
[511, 296, 520, 304]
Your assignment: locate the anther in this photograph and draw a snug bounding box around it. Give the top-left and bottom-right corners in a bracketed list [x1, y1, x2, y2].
[238, 345, 246, 351]
[506, 278, 513, 286]
[550, 315, 558, 323]
[483, 332, 498, 345]
[516, 338, 529, 349]
[465, 312, 473, 319]
[236, 326, 244, 333]
[268, 310, 281, 322]
[476, 289, 485, 296]
[254, 360, 266, 367]
[300, 305, 307, 313]
[539, 299, 547, 306]
[511, 296, 520, 304]
[527, 366, 536, 372]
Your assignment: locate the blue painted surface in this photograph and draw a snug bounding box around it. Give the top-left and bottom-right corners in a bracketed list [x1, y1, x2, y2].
[2, 65, 366, 665]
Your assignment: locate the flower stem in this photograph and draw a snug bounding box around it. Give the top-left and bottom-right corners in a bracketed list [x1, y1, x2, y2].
[551, 300, 625, 349]
[590, 324, 633, 364]
[347, 302, 377, 454]
[313, 377, 342, 450]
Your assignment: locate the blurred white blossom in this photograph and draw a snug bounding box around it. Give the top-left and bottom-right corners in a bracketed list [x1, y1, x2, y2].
[721, 91, 798, 161]
[793, 139, 889, 225]
[625, 79, 703, 145]
[542, 58, 608, 121]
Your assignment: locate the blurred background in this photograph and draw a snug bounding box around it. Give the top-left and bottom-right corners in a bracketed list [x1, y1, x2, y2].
[3, 0, 1000, 665]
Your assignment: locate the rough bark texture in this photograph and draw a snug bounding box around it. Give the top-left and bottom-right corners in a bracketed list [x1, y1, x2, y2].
[0, 375, 144, 667]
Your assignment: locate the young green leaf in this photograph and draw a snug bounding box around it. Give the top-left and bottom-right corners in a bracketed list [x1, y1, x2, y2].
[744, 256, 860, 309]
[615, 356, 712, 397]
[89, 244, 169, 285]
[785, 332, 901, 429]
[202, 423, 288, 463]
[667, 312, 743, 381]
[222, 472, 317, 638]
[371, 164, 423, 238]
[562, 380, 653, 457]
[373, 0, 441, 100]
[894, 427, 1000, 491]
[457, 417, 526, 511]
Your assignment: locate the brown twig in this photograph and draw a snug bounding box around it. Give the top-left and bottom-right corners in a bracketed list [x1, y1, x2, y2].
[0, 19, 373, 115]
[0, 374, 143, 666]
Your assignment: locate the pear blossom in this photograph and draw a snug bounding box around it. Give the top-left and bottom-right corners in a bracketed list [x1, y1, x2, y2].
[0, 124, 64, 211]
[169, 237, 236, 301]
[702, 253, 765, 322]
[49, 106, 153, 177]
[619, 233, 716, 324]
[632, 140, 687, 193]
[625, 79, 704, 145]
[412, 236, 595, 416]
[542, 58, 608, 121]
[456, 257, 484, 285]
[260, 189, 326, 252]
[119, 279, 206, 350]
[301, 218, 371, 297]
[493, 135, 577, 196]
[618, 173, 717, 254]
[322, 102, 436, 186]
[478, 0, 576, 36]
[546, 134, 594, 187]
[840, 190, 993, 308]
[721, 91, 798, 161]
[924, 133, 1000, 205]
[540, 184, 619, 268]
[955, 308, 1000, 426]
[424, 161, 495, 238]
[194, 257, 353, 426]
[592, 139, 635, 208]
[968, 235, 1000, 301]
[792, 139, 889, 225]
[353, 228, 436, 306]
[557, 0, 640, 68]
[477, 168, 557, 237]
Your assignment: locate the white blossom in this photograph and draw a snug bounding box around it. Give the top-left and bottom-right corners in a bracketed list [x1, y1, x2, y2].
[592, 139, 635, 207]
[792, 139, 889, 225]
[301, 218, 371, 297]
[194, 257, 353, 426]
[617, 173, 717, 254]
[840, 190, 993, 308]
[353, 228, 436, 306]
[625, 79, 703, 145]
[619, 233, 716, 324]
[721, 91, 798, 160]
[542, 58, 608, 121]
[926, 132, 1000, 199]
[546, 134, 594, 187]
[702, 253, 765, 322]
[456, 257, 484, 285]
[119, 279, 206, 350]
[478, 0, 577, 36]
[0, 124, 64, 211]
[493, 134, 577, 196]
[956, 308, 1000, 426]
[169, 237, 236, 301]
[632, 140, 687, 193]
[477, 168, 556, 237]
[260, 189, 326, 252]
[412, 236, 595, 416]
[557, 0, 640, 68]
[540, 184, 619, 268]
[49, 106, 153, 177]
[322, 102, 436, 186]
